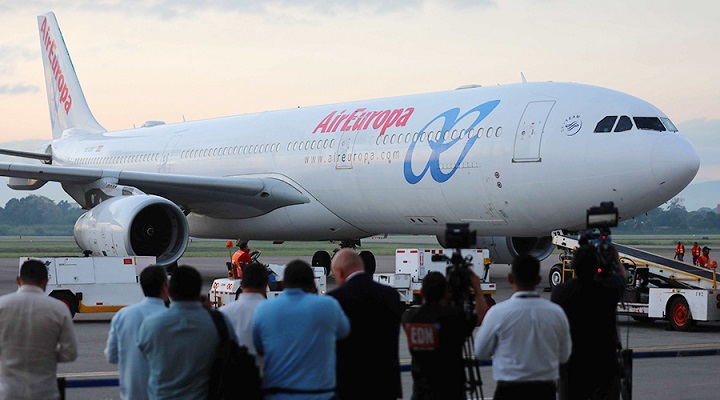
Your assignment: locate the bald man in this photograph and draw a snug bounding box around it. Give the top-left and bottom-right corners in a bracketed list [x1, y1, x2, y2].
[328, 249, 405, 400]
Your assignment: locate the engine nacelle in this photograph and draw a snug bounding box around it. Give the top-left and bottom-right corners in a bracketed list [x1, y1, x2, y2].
[74, 195, 189, 267]
[437, 235, 554, 265]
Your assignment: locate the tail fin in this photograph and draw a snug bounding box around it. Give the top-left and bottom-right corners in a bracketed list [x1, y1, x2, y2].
[38, 12, 105, 139]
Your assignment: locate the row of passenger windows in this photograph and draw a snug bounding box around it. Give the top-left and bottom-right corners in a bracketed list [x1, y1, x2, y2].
[594, 115, 678, 133]
[75, 153, 161, 165]
[181, 143, 282, 159]
[73, 126, 503, 165]
[375, 127, 503, 146]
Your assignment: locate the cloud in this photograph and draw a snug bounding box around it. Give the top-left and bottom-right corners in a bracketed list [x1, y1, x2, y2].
[0, 0, 495, 19]
[0, 84, 39, 95]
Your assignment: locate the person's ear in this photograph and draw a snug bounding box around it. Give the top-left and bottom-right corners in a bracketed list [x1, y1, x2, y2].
[535, 276, 541, 285]
[507, 273, 514, 284]
[16, 277, 21, 286]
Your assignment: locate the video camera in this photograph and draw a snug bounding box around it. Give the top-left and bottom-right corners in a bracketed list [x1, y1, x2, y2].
[432, 223, 477, 312]
[580, 202, 619, 277]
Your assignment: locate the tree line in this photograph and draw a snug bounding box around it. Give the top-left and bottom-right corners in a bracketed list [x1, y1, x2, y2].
[0, 195, 718, 236]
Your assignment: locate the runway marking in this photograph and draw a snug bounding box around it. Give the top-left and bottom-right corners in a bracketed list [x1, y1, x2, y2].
[631, 343, 720, 352]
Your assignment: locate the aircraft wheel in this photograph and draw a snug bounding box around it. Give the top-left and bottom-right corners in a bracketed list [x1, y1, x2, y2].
[359, 251, 376, 275]
[50, 291, 78, 318]
[669, 296, 694, 331]
[548, 263, 563, 289]
[312, 251, 332, 276]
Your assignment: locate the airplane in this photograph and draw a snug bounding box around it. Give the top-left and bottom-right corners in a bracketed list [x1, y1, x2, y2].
[0, 12, 700, 274]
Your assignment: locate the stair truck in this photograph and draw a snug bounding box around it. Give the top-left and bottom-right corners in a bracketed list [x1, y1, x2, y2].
[549, 230, 720, 331]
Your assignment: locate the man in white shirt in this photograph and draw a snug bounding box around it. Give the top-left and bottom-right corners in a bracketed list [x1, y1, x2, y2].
[0, 259, 78, 400]
[219, 262, 268, 369]
[105, 265, 169, 400]
[474, 254, 571, 400]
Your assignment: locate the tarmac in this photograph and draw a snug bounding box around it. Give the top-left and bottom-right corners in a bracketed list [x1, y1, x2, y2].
[1, 249, 720, 399]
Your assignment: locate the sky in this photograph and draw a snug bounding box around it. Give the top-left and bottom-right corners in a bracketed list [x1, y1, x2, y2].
[0, 0, 719, 184]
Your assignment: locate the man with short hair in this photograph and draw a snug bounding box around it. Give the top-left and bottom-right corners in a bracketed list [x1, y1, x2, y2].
[0, 259, 78, 400]
[105, 265, 169, 400]
[138, 265, 234, 400]
[253, 260, 350, 399]
[474, 254, 571, 400]
[220, 262, 269, 368]
[328, 248, 405, 400]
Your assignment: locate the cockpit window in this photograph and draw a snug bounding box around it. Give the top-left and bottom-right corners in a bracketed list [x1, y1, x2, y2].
[660, 117, 678, 132]
[614, 116, 633, 132]
[633, 117, 666, 131]
[594, 116, 617, 133]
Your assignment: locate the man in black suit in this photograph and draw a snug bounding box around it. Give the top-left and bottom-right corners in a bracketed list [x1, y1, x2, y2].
[328, 248, 405, 400]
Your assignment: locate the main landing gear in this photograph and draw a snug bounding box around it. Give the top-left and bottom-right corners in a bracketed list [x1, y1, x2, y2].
[312, 240, 377, 276]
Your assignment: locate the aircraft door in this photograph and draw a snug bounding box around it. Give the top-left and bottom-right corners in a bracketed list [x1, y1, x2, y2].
[335, 130, 359, 169]
[512, 101, 555, 162]
[159, 135, 182, 173]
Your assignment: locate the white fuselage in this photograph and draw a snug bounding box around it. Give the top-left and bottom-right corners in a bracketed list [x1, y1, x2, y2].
[51, 82, 699, 241]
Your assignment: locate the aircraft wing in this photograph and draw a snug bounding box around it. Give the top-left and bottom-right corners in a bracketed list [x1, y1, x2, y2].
[0, 162, 310, 218]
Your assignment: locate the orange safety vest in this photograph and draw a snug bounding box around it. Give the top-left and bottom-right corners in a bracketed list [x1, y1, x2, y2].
[692, 245, 701, 257]
[676, 244, 685, 255]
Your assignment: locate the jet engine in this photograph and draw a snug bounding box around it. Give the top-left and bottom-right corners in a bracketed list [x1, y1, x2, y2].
[437, 235, 554, 265]
[74, 195, 189, 267]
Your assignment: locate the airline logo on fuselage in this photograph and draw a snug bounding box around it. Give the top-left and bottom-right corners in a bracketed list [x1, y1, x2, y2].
[313, 107, 414, 136]
[39, 17, 73, 115]
[404, 100, 500, 184]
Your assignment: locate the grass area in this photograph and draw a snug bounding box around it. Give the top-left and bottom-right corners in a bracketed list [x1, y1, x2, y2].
[2, 234, 719, 259]
[0, 236, 437, 259]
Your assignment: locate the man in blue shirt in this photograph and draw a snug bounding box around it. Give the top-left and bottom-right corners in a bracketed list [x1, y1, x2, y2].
[105, 265, 168, 400]
[138, 265, 236, 400]
[253, 260, 350, 400]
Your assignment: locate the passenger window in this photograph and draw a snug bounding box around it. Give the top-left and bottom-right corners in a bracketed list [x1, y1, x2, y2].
[614, 116, 633, 132]
[633, 117, 666, 131]
[594, 116, 617, 133]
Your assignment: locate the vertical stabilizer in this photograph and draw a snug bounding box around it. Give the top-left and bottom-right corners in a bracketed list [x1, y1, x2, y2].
[38, 12, 105, 139]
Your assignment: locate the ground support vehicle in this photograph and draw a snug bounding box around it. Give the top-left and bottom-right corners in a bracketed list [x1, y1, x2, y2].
[372, 248, 497, 305]
[209, 263, 327, 309]
[549, 230, 720, 331]
[19, 255, 156, 317]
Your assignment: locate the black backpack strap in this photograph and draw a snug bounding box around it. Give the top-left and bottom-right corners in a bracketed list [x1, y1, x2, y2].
[208, 309, 229, 344]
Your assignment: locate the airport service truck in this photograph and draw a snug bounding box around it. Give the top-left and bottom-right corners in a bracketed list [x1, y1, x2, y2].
[550, 230, 720, 331]
[19, 255, 156, 318]
[372, 248, 497, 305]
[209, 263, 327, 309]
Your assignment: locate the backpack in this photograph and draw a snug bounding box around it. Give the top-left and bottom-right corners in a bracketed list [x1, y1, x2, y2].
[208, 310, 263, 400]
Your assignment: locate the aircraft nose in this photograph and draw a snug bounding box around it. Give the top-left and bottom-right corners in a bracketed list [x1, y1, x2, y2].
[651, 134, 700, 195]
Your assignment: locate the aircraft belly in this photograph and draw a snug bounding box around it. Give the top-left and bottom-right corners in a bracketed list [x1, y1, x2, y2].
[187, 200, 369, 240]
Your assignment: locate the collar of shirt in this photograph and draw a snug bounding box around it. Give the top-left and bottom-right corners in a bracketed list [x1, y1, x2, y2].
[511, 290, 540, 299]
[346, 270, 365, 281]
[17, 285, 45, 294]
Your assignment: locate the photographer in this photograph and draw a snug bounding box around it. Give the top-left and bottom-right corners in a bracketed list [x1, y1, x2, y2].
[402, 270, 487, 400]
[551, 243, 625, 400]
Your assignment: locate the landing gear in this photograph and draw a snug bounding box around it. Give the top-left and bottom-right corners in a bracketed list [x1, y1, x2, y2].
[313, 240, 377, 276]
[359, 250, 376, 275]
[312, 251, 332, 276]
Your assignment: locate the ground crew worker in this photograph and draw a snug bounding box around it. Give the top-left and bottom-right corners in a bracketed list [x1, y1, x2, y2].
[691, 242, 701, 265]
[674, 241, 685, 262]
[232, 241, 253, 279]
[697, 247, 713, 269]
